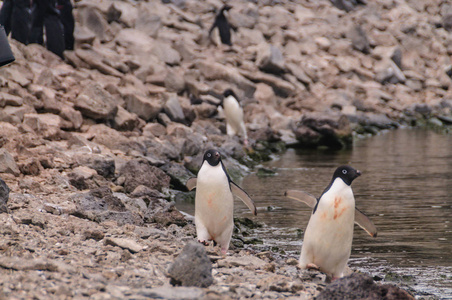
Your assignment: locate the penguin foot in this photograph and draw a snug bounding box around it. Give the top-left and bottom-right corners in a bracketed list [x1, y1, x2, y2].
[306, 263, 320, 271]
[198, 240, 210, 246]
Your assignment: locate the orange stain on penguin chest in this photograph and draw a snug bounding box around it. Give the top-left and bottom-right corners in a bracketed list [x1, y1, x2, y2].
[333, 196, 347, 220]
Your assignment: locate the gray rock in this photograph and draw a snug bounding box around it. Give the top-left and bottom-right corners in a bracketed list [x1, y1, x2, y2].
[104, 237, 143, 253]
[118, 160, 170, 193]
[160, 162, 195, 191]
[167, 241, 213, 288]
[0, 149, 20, 176]
[316, 272, 414, 300]
[0, 92, 23, 107]
[138, 286, 205, 300]
[151, 43, 181, 66]
[347, 25, 370, 54]
[124, 94, 162, 121]
[330, 0, 364, 12]
[77, 6, 111, 42]
[136, 12, 161, 38]
[294, 113, 352, 149]
[257, 44, 286, 74]
[0, 177, 10, 213]
[164, 70, 186, 94]
[113, 106, 142, 131]
[74, 82, 118, 121]
[71, 186, 143, 225]
[163, 94, 185, 124]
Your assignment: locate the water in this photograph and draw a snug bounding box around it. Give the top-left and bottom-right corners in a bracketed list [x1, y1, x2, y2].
[177, 128, 452, 298]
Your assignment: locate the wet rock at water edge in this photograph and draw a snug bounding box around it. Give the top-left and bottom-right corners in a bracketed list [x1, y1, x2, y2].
[167, 241, 214, 288]
[316, 272, 415, 300]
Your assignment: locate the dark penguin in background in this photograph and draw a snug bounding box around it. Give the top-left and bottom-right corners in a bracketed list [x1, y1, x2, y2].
[186, 149, 256, 255]
[209, 5, 233, 46]
[285, 166, 377, 279]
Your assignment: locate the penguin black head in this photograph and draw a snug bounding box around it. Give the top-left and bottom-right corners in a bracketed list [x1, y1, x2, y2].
[203, 149, 222, 166]
[223, 89, 237, 98]
[333, 165, 361, 186]
[220, 4, 232, 14]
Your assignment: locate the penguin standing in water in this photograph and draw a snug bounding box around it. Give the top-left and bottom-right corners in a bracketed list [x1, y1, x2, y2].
[208, 5, 233, 46]
[186, 149, 256, 255]
[285, 166, 377, 279]
[221, 89, 249, 146]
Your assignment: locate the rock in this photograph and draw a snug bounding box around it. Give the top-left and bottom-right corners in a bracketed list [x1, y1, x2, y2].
[217, 255, 268, 269]
[104, 237, 143, 253]
[77, 6, 112, 42]
[240, 69, 294, 97]
[138, 286, 205, 300]
[135, 10, 161, 38]
[0, 177, 10, 213]
[0, 92, 23, 107]
[18, 158, 42, 176]
[71, 186, 143, 225]
[60, 105, 83, 130]
[163, 94, 185, 124]
[330, 0, 364, 12]
[316, 272, 415, 300]
[113, 106, 142, 131]
[254, 83, 276, 105]
[118, 160, 170, 193]
[124, 94, 162, 121]
[167, 241, 213, 288]
[151, 43, 181, 66]
[294, 113, 352, 149]
[160, 162, 195, 191]
[75, 49, 123, 77]
[0, 257, 74, 273]
[347, 25, 370, 54]
[256, 44, 286, 74]
[0, 149, 20, 176]
[74, 82, 118, 121]
[164, 70, 186, 94]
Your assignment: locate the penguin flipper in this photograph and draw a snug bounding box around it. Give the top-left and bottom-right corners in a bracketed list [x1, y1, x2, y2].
[186, 177, 197, 191]
[230, 182, 257, 215]
[354, 207, 378, 238]
[284, 190, 317, 208]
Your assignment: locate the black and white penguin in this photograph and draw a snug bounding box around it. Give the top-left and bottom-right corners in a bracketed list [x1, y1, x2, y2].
[186, 149, 256, 254]
[208, 5, 233, 46]
[285, 166, 376, 279]
[221, 89, 248, 146]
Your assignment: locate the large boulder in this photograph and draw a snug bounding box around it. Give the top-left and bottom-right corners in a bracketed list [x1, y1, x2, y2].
[167, 241, 214, 288]
[118, 160, 170, 193]
[316, 273, 414, 300]
[74, 82, 118, 121]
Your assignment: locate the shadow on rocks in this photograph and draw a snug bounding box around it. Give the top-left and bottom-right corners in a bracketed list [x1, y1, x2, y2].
[316, 273, 415, 300]
[167, 241, 213, 288]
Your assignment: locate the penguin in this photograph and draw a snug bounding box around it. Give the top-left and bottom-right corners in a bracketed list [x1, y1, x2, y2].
[285, 166, 376, 279]
[221, 89, 249, 146]
[186, 149, 256, 255]
[208, 5, 233, 46]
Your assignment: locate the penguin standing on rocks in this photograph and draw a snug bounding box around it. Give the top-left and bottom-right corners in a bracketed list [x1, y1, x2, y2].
[285, 166, 377, 279]
[208, 5, 233, 46]
[221, 89, 249, 146]
[186, 149, 256, 255]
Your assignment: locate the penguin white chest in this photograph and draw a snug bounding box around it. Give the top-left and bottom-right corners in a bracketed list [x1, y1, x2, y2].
[195, 162, 234, 244]
[300, 178, 356, 278]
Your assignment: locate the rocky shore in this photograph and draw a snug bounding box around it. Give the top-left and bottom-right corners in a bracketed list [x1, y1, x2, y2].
[0, 0, 451, 298]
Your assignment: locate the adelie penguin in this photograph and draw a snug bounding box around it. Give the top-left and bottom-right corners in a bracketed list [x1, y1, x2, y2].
[208, 5, 233, 46]
[285, 166, 377, 279]
[186, 149, 256, 255]
[221, 89, 249, 146]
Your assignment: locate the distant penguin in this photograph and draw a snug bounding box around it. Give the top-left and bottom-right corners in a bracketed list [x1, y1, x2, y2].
[186, 149, 256, 254]
[208, 5, 233, 46]
[286, 166, 374, 279]
[221, 89, 248, 146]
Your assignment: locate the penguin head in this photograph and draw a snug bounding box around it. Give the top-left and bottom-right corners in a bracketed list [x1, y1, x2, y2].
[220, 4, 232, 14]
[223, 89, 237, 99]
[333, 165, 361, 186]
[203, 149, 222, 166]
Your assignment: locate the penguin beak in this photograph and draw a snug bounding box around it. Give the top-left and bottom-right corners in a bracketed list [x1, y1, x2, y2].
[215, 152, 220, 159]
[356, 170, 361, 177]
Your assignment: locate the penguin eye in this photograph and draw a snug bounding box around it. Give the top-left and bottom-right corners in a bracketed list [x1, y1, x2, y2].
[342, 170, 347, 174]
[207, 153, 211, 158]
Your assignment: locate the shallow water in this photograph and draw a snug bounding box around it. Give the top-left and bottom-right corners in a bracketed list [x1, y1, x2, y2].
[177, 128, 452, 298]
